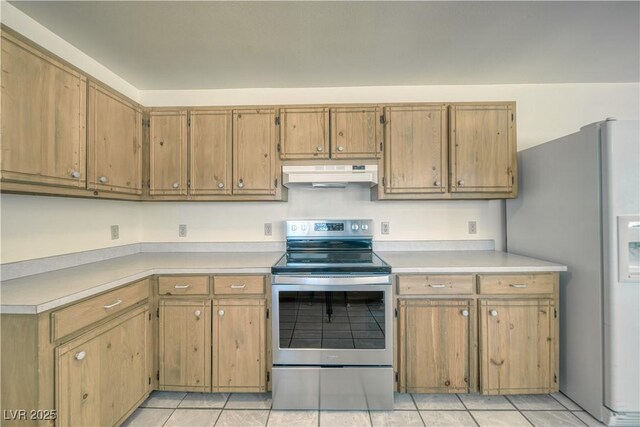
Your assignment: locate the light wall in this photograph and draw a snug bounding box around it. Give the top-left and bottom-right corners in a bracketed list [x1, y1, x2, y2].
[1, 4, 638, 264]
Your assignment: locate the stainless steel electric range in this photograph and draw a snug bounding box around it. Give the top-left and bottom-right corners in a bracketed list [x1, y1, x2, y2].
[270, 219, 393, 410]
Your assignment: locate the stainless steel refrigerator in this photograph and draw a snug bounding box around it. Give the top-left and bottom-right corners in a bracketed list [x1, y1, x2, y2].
[506, 119, 639, 426]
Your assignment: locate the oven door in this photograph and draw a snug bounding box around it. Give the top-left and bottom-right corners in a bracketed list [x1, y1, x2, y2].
[272, 276, 393, 366]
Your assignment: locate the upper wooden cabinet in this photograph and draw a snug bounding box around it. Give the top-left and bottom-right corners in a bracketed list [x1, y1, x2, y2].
[87, 82, 143, 195]
[189, 110, 233, 196]
[150, 111, 188, 196]
[279, 107, 329, 159]
[330, 106, 381, 159]
[381, 105, 447, 197]
[1, 31, 86, 188]
[233, 109, 279, 196]
[449, 103, 516, 194]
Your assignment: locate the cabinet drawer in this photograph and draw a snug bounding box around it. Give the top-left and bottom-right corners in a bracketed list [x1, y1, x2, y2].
[214, 275, 265, 295]
[397, 275, 474, 295]
[51, 279, 149, 341]
[478, 273, 555, 295]
[158, 276, 210, 296]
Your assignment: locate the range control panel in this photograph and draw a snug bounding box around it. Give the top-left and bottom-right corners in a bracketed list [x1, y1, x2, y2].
[286, 219, 374, 238]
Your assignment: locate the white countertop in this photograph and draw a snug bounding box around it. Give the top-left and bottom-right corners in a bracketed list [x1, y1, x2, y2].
[1, 250, 566, 314]
[378, 250, 567, 273]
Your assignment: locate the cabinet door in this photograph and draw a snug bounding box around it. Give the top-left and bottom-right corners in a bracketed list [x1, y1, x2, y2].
[399, 299, 472, 393]
[480, 299, 555, 394]
[159, 300, 211, 391]
[88, 82, 142, 195]
[233, 109, 278, 195]
[213, 299, 266, 391]
[150, 111, 188, 196]
[189, 110, 232, 195]
[1, 31, 86, 188]
[383, 105, 447, 195]
[56, 306, 149, 426]
[330, 106, 381, 158]
[279, 107, 329, 159]
[449, 104, 516, 193]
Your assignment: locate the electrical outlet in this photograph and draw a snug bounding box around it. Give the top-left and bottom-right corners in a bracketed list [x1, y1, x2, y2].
[110, 225, 119, 240]
[381, 221, 390, 235]
[468, 221, 477, 234]
[264, 223, 273, 236]
[179, 224, 187, 237]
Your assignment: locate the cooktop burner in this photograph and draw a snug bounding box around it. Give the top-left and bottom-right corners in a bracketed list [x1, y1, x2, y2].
[271, 251, 391, 275]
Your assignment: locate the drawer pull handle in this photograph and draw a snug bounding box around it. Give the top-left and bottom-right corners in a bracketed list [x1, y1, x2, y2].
[509, 284, 528, 288]
[74, 351, 86, 361]
[461, 309, 470, 317]
[429, 284, 446, 288]
[231, 284, 246, 289]
[174, 284, 191, 289]
[490, 309, 498, 317]
[103, 299, 123, 309]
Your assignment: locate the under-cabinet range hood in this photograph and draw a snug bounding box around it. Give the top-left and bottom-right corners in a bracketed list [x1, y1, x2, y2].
[282, 165, 378, 188]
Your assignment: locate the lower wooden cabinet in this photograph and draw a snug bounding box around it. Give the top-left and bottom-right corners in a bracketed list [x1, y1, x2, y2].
[55, 305, 150, 426]
[398, 299, 473, 393]
[159, 299, 211, 391]
[479, 299, 556, 394]
[213, 298, 267, 392]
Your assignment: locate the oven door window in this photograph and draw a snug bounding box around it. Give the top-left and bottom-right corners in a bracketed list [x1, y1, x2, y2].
[278, 291, 385, 349]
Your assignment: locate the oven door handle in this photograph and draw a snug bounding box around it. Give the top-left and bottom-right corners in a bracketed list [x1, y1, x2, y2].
[271, 275, 392, 286]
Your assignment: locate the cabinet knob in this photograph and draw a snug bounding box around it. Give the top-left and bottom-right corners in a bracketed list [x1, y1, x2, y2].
[99, 176, 108, 183]
[172, 182, 179, 189]
[316, 146, 323, 152]
[217, 182, 224, 189]
[218, 309, 225, 316]
[490, 309, 498, 317]
[337, 146, 344, 152]
[461, 309, 470, 317]
[434, 180, 441, 187]
[194, 310, 201, 319]
[74, 351, 86, 361]
[238, 180, 244, 188]
[458, 180, 465, 186]
[70, 170, 81, 179]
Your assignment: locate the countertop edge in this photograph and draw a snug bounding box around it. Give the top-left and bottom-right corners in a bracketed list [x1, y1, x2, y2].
[391, 266, 568, 273]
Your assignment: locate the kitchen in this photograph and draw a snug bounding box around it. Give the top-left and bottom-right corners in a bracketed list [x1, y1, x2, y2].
[0, 2, 638, 427]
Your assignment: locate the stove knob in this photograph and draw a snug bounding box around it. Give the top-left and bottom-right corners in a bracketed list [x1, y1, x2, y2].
[291, 225, 297, 231]
[361, 223, 369, 231]
[301, 224, 308, 231]
[351, 224, 359, 231]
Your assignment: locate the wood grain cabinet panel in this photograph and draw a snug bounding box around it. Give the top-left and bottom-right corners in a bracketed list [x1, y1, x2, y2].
[479, 299, 556, 394]
[189, 110, 233, 195]
[1, 31, 86, 188]
[159, 300, 211, 391]
[233, 109, 278, 196]
[449, 103, 516, 195]
[330, 107, 381, 159]
[55, 305, 149, 426]
[87, 82, 143, 195]
[478, 273, 555, 295]
[213, 299, 266, 392]
[382, 105, 447, 195]
[279, 107, 329, 159]
[158, 276, 210, 296]
[399, 299, 473, 393]
[397, 274, 474, 295]
[213, 275, 265, 296]
[150, 111, 188, 196]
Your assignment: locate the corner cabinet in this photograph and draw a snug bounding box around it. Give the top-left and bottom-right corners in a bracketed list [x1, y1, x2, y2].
[149, 110, 188, 197]
[1, 30, 86, 188]
[233, 109, 281, 197]
[87, 82, 143, 195]
[56, 305, 150, 426]
[449, 103, 516, 195]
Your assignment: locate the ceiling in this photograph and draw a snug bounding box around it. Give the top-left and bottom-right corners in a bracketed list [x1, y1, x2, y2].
[8, 1, 640, 90]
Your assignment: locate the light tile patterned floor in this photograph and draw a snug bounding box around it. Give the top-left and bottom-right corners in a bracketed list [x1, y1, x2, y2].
[123, 391, 606, 427]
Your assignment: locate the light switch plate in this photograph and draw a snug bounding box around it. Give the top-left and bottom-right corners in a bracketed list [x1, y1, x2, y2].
[110, 225, 119, 240]
[179, 224, 187, 237]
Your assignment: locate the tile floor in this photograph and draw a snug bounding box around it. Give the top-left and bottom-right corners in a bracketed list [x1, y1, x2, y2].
[123, 391, 606, 427]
